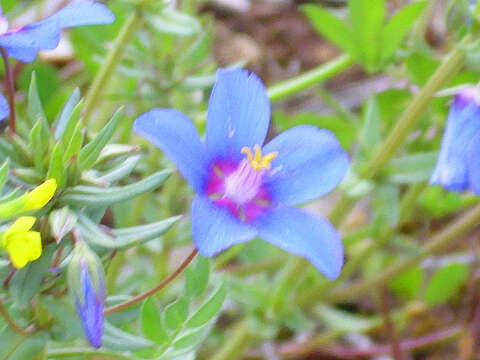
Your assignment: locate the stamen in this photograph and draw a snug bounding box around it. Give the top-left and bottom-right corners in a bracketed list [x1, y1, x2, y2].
[241, 145, 278, 171]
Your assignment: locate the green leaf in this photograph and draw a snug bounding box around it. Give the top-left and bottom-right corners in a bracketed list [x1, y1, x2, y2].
[79, 108, 124, 170]
[359, 96, 382, 157]
[424, 262, 470, 307]
[47, 142, 66, 188]
[374, 185, 399, 228]
[186, 282, 226, 328]
[173, 327, 207, 350]
[387, 152, 438, 184]
[164, 299, 189, 331]
[380, 1, 427, 62]
[60, 169, 171, 207]
[64, 121, 83, 161]
[0, 159, 10, 193]
[29, 120, 50, 171]
[349, 0, 386, 71]
[27, 72, 48, 125]
[141, 298, 170, 344]
[10, 245, 55, 307]
[302, 5, 354, 55]
[185, 255, 210, 298]
[98, 154, 142, 184]
[0, 329, 47, 360]
[147, 9, 201, 36]
[77, 212, 180, 250]
[390, 266, 423, 300]
[54, 88, 81, 140]
[49, 207, 78, 243]
[177, 30, 212, 71]
[103, 322, 153, 351]
[316, 305, 380, 332]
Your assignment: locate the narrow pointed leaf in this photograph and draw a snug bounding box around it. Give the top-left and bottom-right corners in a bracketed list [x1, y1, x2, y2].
[79, 108, 124, 170]
[60, 170, 171, 207]
[186, 282, 226, 328]
[54, 88, 81, 140]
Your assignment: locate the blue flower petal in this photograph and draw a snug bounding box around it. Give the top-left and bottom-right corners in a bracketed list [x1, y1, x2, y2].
[263, 125, 349, 205]
[430, 96, 480, 192]
[192, 196, 257, 256]
[77, 266, 104, 348]
[0, 93, 8, 122]
[6, 47, 40, 62]
[133, 109, 209, 194]
[43, 0, 115, 29]
[468, 134, 480, 194]
[206, 68, 270, 161]
[0, 0, 114, 62]
[254, 206, 343, 279]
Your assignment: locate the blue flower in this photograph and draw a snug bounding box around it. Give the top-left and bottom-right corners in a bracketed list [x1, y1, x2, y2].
[0, 94, 7, 122]
[76, 265, 104, 348]
[430, 87, 480, 194]
[68, 241, 105, 348]
[134, 68, 349, 279]
[0, 0, 114, 62]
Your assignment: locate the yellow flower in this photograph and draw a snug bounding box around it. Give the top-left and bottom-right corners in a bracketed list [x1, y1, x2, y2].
[2, 216, 42, 269]
[24, 178, 57, 211]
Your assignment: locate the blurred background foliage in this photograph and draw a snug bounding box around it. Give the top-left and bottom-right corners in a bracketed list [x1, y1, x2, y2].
[0, 0, 480, 359]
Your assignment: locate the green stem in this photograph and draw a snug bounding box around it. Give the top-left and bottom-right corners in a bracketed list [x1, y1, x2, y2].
[325, 203, 480, 303]
[211, 320, 252, 360]
[46, 348, 134, 359]
[267, 54, 354, 101]
[329, 41, 467, 226]
[82, 13, 140, 122]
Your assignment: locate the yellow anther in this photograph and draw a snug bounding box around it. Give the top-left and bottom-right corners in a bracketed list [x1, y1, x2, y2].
[241, 145, 278, 171]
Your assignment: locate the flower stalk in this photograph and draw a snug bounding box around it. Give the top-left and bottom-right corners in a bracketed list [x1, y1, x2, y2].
[329, 39, 468, 226]
[267, 54, 354, 101]
[82, 12, 140, 122]
[104, 249, 198, 314]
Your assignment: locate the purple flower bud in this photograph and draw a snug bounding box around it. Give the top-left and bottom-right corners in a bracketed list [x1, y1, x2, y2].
[68, 241, 105, 348]
[430, 86, 480, 193]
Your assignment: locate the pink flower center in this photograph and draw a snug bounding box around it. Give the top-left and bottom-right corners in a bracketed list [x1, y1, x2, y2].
[206, 146, 278, 222]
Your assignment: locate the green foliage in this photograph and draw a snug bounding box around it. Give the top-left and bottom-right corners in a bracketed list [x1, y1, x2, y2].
[303, 0, 427, 72]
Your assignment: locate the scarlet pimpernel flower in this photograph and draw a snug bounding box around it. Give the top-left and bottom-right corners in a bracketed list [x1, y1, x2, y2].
[134, 68, 349, 279]
[68, 241, 105, 348]
[430, 87, 480, 194]
[0, 0, 114, 62]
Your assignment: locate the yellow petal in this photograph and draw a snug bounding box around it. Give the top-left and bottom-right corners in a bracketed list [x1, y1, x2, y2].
[3, 216, 36, 247]
[6, 231, 42, 269]
[25, 179, 57, 211]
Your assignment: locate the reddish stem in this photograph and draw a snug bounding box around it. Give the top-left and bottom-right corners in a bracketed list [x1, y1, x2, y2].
[379, 287, 405, 360]
[268, 325, 463, 359]
[104, 249, 198, 314]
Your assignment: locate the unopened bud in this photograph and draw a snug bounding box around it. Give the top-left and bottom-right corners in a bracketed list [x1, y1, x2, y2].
[68, 240, 105, 348]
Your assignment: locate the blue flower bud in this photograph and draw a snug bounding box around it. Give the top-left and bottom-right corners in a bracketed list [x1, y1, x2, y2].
[430, 87, 480, 194]
[68, 240, 105, 348]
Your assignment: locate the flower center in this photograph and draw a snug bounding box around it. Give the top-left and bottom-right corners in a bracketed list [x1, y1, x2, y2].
[206, 145, 278, 222]
[241, 145, 278, 171]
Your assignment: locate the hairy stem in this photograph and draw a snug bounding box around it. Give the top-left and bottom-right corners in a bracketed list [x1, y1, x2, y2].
[82, 13, 140, 122]
[104, 249, 197, 314]
[329, 40, 467, 226]
[267, 54, 354, 101]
